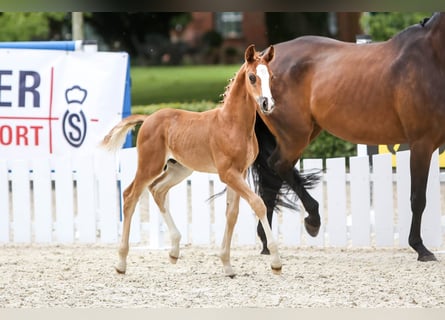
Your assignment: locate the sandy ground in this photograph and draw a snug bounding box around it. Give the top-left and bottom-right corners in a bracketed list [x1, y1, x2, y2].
[1, 244, 444, 308]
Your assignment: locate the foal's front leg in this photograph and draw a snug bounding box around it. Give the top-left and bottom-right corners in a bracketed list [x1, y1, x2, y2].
[219, 187, 240, 277]
[222, 170, 282, 274]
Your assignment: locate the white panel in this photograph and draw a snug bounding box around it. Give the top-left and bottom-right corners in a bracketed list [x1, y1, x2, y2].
[75, 155, 96, 243]
[54, 157, 74, 243]
[190, 172, 211, 245]
[372, 153, 394, 246]
[11, 160, 31, 243]
[212, 175, 227, 246]
[149, 193, 165, 249]
[349, 156, 371, 246]
[235, 196, 257, 246]
[94, 151, 119, 243]
[281, 205, 301, 246]
[396, 150, 411, 247]
[422, 150, 442, 248]
[0, 159, 9, 242]
[325, 157, 347, 246]
[32, 158, 53, 243]
[303, 158, 324, 247]
[119, 147, 140, 244]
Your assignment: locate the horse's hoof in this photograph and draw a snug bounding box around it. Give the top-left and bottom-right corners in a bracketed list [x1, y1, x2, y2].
[418, 253, 438, 262]
[226, 273, 236, 279]
[271, 265, 282, 275]
[169, 254, 179, 264]
[304, 218, 320, 237]
[260, 247, 270, 255]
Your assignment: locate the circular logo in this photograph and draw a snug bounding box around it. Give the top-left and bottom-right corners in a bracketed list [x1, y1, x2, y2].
[62, 109, 87, 147]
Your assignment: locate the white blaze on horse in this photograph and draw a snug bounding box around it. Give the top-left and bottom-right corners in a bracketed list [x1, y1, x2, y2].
[101, 44, 279, 277]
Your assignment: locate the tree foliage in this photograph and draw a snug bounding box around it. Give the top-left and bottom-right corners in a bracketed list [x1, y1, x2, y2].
[0, 12, 67, 41]
[360, 12, 431, 41]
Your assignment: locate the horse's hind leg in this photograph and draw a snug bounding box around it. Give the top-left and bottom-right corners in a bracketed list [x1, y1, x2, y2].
[219, 187, 240, 277]
[149, 159, 193, 263]
[409, 143, 437, 261]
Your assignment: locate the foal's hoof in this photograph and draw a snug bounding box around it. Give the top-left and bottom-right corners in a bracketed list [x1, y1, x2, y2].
[260, 247, 270, 255]
[115, 266, 126, 274]
[169, 254, 179, 264]
[271, 265, 282, 275]
[304, 217, 320, 237]
[418, 253, 438, 262]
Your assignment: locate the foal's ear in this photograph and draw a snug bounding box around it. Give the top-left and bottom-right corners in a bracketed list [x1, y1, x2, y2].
[263, 45, 274, 63]
[245, 44, 256, 63]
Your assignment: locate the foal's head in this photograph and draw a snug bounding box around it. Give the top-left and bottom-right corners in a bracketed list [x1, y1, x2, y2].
[243, 44, 275, 115]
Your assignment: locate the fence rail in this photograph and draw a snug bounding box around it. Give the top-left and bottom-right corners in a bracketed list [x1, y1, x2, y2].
[1, 148, 444, 249]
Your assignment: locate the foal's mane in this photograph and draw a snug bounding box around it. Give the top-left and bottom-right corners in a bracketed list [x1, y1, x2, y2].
[219, 51, 262, 105]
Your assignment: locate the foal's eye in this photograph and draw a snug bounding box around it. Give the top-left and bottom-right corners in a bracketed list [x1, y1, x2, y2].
[249, 74, 256, 84]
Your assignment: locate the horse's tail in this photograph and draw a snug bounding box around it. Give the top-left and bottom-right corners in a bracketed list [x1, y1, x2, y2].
[101, 114, 149, 152]
[250, 113, 321, 211]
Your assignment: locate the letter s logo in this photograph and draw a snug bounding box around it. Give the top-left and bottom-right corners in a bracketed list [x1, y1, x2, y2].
[62, 110, 87, 147]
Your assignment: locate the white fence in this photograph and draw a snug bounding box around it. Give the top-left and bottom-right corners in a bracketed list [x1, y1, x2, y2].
[1, 148, 444, 249]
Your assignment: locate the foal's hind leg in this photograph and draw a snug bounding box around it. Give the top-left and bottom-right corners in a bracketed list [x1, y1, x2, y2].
[219, 187, 240, 277]
[149, 160, 193, 263]
[116, 178, 151, 273]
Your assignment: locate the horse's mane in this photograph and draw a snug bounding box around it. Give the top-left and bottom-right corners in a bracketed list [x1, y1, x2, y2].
[391, 13, 438, 41]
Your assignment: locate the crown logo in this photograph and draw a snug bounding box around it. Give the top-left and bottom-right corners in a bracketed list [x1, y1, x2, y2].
[65, 85, 87, 104]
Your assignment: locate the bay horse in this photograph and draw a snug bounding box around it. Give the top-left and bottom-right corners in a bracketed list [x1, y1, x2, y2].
[101, 44, 281, 277]
[253, 12, 444, 261]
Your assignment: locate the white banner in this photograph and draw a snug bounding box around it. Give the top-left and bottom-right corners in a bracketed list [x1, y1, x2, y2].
[0, 49, 128, 160]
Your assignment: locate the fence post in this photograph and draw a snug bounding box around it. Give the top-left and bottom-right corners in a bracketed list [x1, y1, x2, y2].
[349, 156, 371, 246]
[190, 172, 211, 245]
[75, 155, 97, 243]
[53, 157, 75, 243]
[11, 160, 32, 243]
[32, 158, 53, 243]
[326, 157, 347, 246]
[396, 150, 410, 247]
[372, 153, 394, 246]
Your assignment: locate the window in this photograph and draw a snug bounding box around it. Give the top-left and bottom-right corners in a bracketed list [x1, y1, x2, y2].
[215, 12, 243, 38]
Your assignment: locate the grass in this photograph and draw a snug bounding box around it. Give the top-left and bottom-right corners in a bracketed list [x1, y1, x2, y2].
[131, 64, 240, 105]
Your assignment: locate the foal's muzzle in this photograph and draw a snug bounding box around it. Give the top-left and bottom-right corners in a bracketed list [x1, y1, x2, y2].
[258, 96, 275, 115]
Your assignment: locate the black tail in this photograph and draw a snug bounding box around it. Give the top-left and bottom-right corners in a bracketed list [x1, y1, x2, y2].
[250, 113, 321, 212]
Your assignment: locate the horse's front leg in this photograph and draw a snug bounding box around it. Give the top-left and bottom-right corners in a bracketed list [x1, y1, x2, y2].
[409, 143, 437, 261]
[219, 187, 240, 278]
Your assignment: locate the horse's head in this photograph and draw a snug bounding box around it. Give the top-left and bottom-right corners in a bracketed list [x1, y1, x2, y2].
[244, 44, 275, 115]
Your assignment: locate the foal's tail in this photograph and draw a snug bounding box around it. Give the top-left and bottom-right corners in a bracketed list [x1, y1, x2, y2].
[101, 114, 148, 151]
